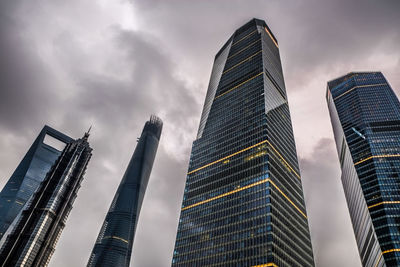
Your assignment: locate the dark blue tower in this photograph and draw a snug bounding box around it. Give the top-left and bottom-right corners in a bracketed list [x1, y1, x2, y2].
[327, 72, 400, 267]
[0, 125, 72, 240]
[0, 130, 92, 266]
[87, 116, 163, 267]
[171, 18, 314, 267]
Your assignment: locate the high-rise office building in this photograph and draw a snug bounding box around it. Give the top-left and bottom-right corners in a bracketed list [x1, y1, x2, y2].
[171, 18, 314, 267]
[87, 116, 163, 267]
[0, 125, 73, 240]
[0, 130, 92, 266]
[327, 72, 400, 267]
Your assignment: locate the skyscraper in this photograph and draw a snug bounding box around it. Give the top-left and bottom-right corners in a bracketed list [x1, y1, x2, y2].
[87, 116, 163, 267]
[0, 130, 92, 266]
[0, 125, 73, 240]
[327, 72, 400, 267]
[171, 18, 314, 267]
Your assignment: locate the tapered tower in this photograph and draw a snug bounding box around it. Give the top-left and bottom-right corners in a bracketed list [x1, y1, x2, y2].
[87, 116, 162, 267]
[171, 18, 314, 266]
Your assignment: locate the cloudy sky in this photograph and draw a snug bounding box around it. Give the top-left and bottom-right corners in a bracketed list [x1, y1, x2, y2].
[1, 0, 400, 266]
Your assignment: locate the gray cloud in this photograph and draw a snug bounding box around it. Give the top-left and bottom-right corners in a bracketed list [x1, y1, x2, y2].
[0, 0, 399, 266]
[0, 7, 55, 132]
[300, 138, 361, 267]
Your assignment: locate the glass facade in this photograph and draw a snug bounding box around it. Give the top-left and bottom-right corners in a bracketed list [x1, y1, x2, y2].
[0, 125, 73, 241]
[87, 115, 163, 267]
[327, 72, 400, 267]
[172, 18, 314, 267]
[0, 130, 92, 267]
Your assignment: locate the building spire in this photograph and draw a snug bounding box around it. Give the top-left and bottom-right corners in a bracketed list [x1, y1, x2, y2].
[83, 126, 92, 140]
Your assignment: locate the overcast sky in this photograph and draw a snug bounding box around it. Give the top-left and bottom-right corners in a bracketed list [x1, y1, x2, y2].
[1, 0, 400, 266]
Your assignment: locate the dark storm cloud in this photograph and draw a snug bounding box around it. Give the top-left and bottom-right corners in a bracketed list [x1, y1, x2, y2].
[48, 25, 200, 143]
[280, 0, 400, 89]
[1, 0, 400, 267]
[0, 2, 56, 132]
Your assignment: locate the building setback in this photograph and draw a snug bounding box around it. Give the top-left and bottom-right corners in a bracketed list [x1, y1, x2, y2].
[0, 125, 73, 240]
[0, 130, 92, 266]
[87, 116, 162, 267]
[327, 72, 400, 266]
[171, 18, 314, 266]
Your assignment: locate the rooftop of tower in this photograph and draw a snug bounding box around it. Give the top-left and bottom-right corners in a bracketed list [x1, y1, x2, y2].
[144, 115, 163, 140]
[326, 71, 384, 101]
[215, 18, 278, 59]
[327, 71, 381, 91]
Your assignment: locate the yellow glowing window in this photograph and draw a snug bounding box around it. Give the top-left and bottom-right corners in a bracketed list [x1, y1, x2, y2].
[187, 139, 300, 179]
[182, 178, 307, 218]
[244, 150, 267, 161]
[252, 263, 278, 267]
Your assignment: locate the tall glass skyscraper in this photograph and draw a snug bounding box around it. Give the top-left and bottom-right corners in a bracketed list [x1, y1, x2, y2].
[0, 130, 92, 266]
[171, 18, 314, 267]
[327, 72, 400, 267]
[87, 116, 163, 267]
[0, 125, 72, 240]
